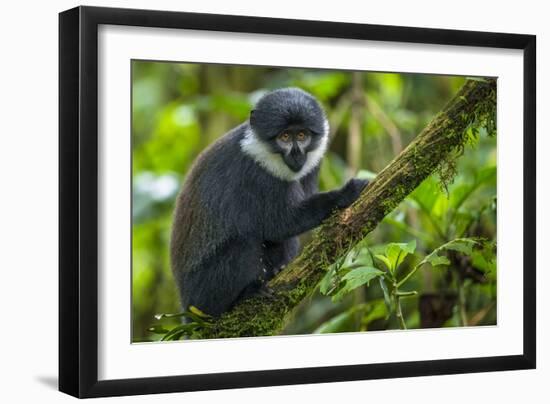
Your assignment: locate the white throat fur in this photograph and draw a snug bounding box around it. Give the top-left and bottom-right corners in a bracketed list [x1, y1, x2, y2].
[240, 121, 329, 182]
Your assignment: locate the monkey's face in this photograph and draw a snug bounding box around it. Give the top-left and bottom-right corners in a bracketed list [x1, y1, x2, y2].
[272, 125, 321, 172]
[245, 88, 329, 181]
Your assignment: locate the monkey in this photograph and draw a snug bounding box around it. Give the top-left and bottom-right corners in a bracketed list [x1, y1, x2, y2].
[170, 87, 369, 317]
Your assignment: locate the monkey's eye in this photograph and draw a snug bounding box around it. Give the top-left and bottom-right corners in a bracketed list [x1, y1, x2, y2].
[296, 132, 306, 141]
[279, 133, 291, 142]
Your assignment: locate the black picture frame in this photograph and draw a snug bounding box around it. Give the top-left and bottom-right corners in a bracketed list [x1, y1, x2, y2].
[59, 5, 536, 398]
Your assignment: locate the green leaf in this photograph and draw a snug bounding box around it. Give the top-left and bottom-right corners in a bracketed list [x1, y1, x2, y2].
[155, 309, 211, 325]
[320, 245, 375, 297]
[385, 239, 416, 271]
[387, 239, 417, 256]
[332, 266, 384, 302]
[189, 305, 212, 318]
[319, 265, 337, 295]
[418, 238, 479, 269]
[341, 248, 374, 271]
[444, 239, 476, 255]
[166, 330, 187, 341]
[147, 325, 170, 334]
[341, 247, 361, 268]
[319, 272, 331, 295]
[404, 239, 417, 254]
[342, 266, 384, 284]
[426, 255, 451, 267]
[320, 254, 348, 295]
[160, 323, 199, 341]
[154, 312, 186, 320]
[375, 254, 392, 272]
[356, 169, 377, 181]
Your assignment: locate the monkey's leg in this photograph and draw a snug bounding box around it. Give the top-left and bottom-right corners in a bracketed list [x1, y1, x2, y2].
[181, 239, 264, 317]
[262, 238, 299, 277]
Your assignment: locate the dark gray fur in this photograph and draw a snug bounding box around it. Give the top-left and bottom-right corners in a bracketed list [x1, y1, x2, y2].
[170, 88, 368, 316]
[250, 87, 327, 139]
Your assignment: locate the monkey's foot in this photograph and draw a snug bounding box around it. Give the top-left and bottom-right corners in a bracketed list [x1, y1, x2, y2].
[256, 285, 276, 300]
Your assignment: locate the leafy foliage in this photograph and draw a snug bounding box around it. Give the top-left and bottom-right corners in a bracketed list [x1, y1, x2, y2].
[131, 61, 496, 341]
[320, 236, 490, 330]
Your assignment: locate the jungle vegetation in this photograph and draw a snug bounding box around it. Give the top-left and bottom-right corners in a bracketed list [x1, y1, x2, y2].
[132, 61, 496, 342]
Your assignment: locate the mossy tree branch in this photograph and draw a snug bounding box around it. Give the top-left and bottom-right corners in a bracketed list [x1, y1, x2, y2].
[194, 78, 497, 339]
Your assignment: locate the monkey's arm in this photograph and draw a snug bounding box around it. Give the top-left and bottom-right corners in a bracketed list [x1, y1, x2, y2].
[264, 178, 368, 242]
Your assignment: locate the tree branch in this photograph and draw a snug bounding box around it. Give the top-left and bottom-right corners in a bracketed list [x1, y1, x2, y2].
[195, 78, 496, 339]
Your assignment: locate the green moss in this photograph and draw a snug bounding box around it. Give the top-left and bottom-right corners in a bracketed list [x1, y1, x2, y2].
[413, 79, 496, 191]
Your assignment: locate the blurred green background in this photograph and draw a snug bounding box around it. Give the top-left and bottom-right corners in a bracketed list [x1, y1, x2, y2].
[132, 61, 496, 342]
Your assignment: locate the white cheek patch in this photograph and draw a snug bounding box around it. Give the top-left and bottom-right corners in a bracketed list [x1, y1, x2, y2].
[240, 121, 329, 182]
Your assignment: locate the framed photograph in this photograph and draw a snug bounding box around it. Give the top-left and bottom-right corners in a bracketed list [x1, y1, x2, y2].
[59, 6, 536, 398]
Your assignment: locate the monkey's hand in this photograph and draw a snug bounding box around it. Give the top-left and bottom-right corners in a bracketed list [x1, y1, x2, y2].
[336, 178, 369, 209]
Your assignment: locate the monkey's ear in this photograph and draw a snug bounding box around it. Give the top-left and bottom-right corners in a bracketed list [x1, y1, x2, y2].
[249, 109, 256, 126]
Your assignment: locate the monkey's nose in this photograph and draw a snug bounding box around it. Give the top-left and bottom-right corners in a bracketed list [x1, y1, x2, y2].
[287, 153, 306, 172]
